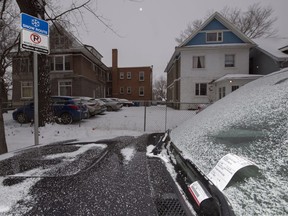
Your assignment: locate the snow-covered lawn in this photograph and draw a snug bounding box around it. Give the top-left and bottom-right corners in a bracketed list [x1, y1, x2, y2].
[4, 106, 196, 152]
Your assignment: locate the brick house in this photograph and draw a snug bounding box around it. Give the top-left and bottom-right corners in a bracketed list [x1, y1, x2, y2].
[12, 24, 109, 106]
[107, 49, 153, 101]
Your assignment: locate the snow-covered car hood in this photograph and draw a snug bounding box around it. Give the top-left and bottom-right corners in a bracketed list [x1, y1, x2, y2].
[170, 68, 288, 215]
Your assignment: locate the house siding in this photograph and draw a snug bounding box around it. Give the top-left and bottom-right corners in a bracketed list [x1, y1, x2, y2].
[110, 49, 153, 101]
[178, 45, 250, 108]
[250, 49, 282, 75]
[167, 55, 181, 109]
[111, 67, 153, 101]
[186, 31, 245, 46]
[202, 19, 228, 30]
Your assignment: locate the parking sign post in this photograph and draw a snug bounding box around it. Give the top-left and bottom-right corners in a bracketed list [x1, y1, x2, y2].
[20, 13, 49, 145]
[33, 52, 39, 145]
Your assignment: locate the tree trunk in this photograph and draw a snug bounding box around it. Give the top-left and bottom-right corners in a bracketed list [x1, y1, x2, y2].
[38, 54, 53, 127]
[16, 1, 53, 127]
[0, 80, 8, 154]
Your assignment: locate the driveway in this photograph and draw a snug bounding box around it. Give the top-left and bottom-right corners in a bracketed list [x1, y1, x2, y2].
[0, 134, 189, 215]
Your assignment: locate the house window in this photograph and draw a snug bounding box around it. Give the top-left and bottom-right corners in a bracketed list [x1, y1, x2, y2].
[193, 56, 205, 68]
[107, 87, 112, 96]
[120, 87, 124, 94]
[127, 87, 131, 94]
[51, 56, 71, 71]
[65, 56, 71, 70]
[219, 87, 226, 99]
[219, 87, 222, 99]
[107, 72, 112, 81]
[55, 56, 63, 70]
[232, 85, 239, 92]
[195, 83, 207, 96]
[58, 80, 72, 96]
[21, 81, 33, 99]
[139, 71, 144, 81]
[14, 58, 30, 73]
[139, 86, 144, 96]
[225, 54, 235, 67]
[207, 32, 223, 42]
[54, 35, 66, 49]
[127, 72, 131, 79]
[120, 72, 124, 79]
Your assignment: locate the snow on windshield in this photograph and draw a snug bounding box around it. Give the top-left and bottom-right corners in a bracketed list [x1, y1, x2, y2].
[170, 68, 288, 215]
[0, 143, 108, 215]
[121, 146, 136, 164]
[44, 143, 106, 161]
[0, 169, 44, 215]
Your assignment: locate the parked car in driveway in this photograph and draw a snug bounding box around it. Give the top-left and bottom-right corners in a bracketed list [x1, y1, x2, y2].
[99, 98, 122, 111]
[161, 68, 288, 215]
[115, 98, 135, 107]
[12, 96, 88, 124]
[120, 99, 134, 107]
[52, 96, 89, 123]
[76, 96, 104, 117]
[94, 99, 107, 114]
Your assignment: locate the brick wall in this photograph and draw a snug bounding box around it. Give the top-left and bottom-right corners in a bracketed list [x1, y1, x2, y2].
[111, 49, 153, 101]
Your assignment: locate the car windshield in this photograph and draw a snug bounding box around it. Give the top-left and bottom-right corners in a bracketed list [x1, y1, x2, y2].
[170, 68, 288, 215]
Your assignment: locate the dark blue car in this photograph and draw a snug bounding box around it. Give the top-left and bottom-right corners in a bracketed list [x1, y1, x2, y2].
[12, 96, 88, 124]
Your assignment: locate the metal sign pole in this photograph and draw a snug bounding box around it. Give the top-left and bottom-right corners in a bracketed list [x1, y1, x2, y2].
[33, 52, 39, 145]
[20, 13, 49, 146]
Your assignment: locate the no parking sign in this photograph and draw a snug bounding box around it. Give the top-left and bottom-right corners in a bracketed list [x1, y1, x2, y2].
[20, 13, 50, 54]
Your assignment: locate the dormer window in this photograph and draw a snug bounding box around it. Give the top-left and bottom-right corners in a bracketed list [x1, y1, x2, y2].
[206, 32, 223, 42]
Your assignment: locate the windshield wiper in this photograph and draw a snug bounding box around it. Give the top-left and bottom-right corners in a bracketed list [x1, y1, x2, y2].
[151, 131, 235, 216]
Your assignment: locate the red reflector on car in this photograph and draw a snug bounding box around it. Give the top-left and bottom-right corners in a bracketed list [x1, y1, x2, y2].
[68, 105, 80, 110]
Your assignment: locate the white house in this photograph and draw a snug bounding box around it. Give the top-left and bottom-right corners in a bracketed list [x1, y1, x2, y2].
[165, 12, 258, 110]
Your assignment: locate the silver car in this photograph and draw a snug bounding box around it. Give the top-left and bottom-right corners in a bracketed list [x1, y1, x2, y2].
[99, 98, 122, 111]
[77, 97, 102, 117]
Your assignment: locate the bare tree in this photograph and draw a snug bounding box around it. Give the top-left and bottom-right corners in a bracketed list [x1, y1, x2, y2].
[176, 3, 278, 44]
[15, 0, 117, 127]
[0, 0, 20, 154]
[175, 19, 202, 44]
[0, 0, 126, 154]
[153, 76, 167, 101]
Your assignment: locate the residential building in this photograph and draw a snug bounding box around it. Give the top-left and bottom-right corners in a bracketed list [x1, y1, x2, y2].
[250, 37, 288, 75]
[12, 24, 109, 106]
[165, 12, 259, 110]
[107, 49, 153, 102]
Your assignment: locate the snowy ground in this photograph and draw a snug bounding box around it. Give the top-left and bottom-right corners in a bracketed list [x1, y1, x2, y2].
[4, 106, 196, 152]
[0, 106, 196, 215]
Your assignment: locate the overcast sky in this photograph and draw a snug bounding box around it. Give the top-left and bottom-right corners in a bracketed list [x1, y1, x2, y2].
[65, 0, 288, 79]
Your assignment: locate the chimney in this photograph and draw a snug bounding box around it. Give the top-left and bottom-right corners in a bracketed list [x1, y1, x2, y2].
[112, 49, 118, 70]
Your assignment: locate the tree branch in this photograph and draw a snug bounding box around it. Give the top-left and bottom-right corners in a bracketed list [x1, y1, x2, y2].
[83, 5, 123, 38]
[45, 0, 91, 21]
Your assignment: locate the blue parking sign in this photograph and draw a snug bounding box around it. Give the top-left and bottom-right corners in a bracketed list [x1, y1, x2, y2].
[21, 13, 49, 35]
